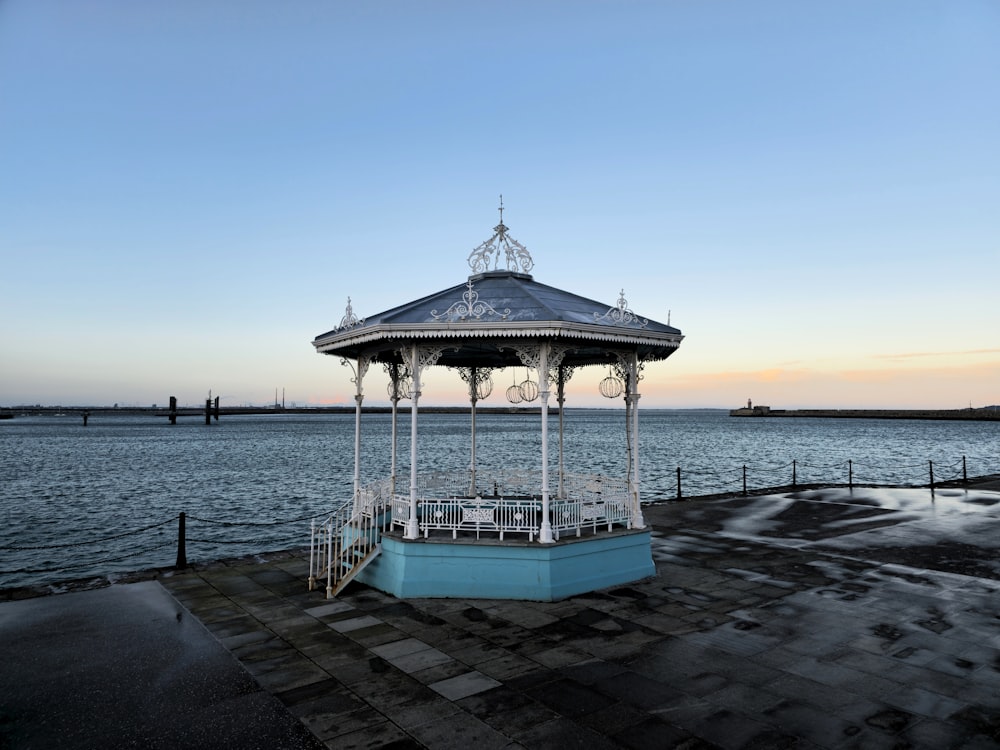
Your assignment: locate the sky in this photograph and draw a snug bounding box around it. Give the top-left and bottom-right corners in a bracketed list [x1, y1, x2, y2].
[1, 1, 998, 410]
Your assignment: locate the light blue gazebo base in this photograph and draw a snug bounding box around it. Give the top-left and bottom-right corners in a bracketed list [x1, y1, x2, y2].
[356, 529, 654, 601]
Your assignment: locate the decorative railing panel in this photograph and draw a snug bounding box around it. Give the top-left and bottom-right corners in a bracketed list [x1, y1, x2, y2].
[355, 477, 393, 517]
[384, 469, 630, 540]
[418, 497, 542, 540]
[561, 473, 629, 504]
[549, 497, 630, 539]
[391, 494, 410, 528]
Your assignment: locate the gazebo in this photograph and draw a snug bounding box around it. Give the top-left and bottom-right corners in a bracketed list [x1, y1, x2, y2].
[308, 206, 683, 600]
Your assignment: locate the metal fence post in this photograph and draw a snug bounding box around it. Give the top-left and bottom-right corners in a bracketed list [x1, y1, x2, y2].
[792, 459, 797, 488]
[308, 518, 316, 591]
[848, 460, 853, 489]
[676, 467, 682, 500]
[742, 465, 747, 496]
[929, 460, 935, 490]
[175, 512, 187, 569]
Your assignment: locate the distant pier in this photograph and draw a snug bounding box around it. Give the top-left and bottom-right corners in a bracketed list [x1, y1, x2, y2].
[730, 406, 1000, 421]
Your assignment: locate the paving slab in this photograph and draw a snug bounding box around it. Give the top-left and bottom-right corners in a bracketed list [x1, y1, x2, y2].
[428, 670, 502, 701]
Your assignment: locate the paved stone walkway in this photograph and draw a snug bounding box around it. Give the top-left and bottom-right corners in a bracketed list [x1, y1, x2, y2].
[159, 484, 1000, 749]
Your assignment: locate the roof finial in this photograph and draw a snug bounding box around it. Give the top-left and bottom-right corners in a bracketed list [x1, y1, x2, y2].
[338, 296, 363, 330]
[467, 198, 533, 274]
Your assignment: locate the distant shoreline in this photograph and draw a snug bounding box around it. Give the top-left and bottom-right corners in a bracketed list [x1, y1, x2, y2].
[3, 405, 998, 420]
[730, 407, 1000, 421]
[0, 405, 561, 417]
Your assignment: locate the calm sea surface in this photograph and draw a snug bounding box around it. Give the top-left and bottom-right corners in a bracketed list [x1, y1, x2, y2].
[2, 409, 998, 589]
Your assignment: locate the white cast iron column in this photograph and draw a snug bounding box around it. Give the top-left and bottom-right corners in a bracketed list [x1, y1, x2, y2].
[469, 367, 478, 496]
[407, 344, 421, 539]
[354, 389, 363, 503]
[387, 363, 402, 498]
[549, 361, 572, 499]
[400, 345, 442, 540]
[556, 368, 566, 499]
[539, 343, 553, 543]
[343, 356, 369, 504]
[391, 393, 399, 499]
[628, 350, 645, 529]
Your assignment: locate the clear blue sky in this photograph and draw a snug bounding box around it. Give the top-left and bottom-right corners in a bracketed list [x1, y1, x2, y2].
[2, 1, 997, 409]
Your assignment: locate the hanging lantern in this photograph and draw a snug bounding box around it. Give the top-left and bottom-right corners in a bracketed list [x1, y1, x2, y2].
[475, 372, 494, 401]
[505, 369, 524, 404]
[599, 370, 624, 399]
[519, 378, 539, 402]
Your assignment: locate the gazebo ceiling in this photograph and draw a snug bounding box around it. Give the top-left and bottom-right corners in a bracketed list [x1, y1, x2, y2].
[312, 210, 683, 369]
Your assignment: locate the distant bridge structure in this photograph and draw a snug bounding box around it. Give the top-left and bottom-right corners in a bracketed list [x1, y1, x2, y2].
[160, 395, 219, 425]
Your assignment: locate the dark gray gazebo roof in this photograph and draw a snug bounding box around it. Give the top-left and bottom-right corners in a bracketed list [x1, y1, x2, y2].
[312, 269, 682, 369]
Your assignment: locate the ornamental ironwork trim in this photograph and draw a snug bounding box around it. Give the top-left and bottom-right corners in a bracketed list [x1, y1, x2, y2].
[337, 297, 364, 330]
[452, 366, 495, 401]
[399, 345, 447, 378]
[316, 327, 681, 356]
[431, 279, 510, 322]
[340, 354, 370, 386]
[594, 290, 648, 328]
[467, 196, 534, 274]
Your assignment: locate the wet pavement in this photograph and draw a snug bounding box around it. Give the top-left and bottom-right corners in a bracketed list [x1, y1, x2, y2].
[3, 481, 1000, 748]
[0, 581, 323, 750]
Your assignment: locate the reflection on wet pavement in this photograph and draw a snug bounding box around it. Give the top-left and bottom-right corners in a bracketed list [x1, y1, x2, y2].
[146, 486, 1000, 748]
[654, 487, 1000, 580]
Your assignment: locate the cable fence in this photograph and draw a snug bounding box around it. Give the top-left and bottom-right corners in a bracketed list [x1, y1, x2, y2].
[0, 509, 327, 589]
[660, 454, 990, 500]
[1, 454, 994, 591]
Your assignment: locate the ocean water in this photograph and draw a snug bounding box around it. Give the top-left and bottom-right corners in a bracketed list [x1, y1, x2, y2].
[2, 409, 998, 589]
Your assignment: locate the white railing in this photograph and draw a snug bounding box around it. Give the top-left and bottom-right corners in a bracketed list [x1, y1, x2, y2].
[562, 473, 629, 504]
[418, 497, 541, 540]
[549, 496, 631, 539]
[311, 469, 633, 591]
[388, 469, 632, 540]
[355, 476, 394, 516]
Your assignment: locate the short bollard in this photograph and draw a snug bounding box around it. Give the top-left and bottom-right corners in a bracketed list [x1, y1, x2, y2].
[175, 512, 187, 569]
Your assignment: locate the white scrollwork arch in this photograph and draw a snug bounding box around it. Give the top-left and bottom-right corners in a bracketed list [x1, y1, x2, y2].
[467, 197, 534, 274]
[338, 297, 364, 330]
[399, 346, 446, 380]
[431, 280, 509, 321]
[595, 290, 648, 328]
[340, 355, 370, 387]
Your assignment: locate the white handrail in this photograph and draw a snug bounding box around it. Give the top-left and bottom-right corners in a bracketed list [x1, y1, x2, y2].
[308, 486, 393, 596]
